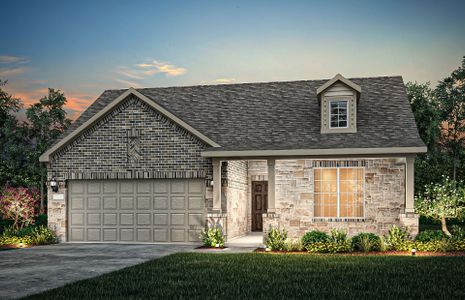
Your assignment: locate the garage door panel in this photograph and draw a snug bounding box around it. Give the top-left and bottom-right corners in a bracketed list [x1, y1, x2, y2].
[171, 196, 186, 210]
[87, 197, 101, 210]
[137, 196, 151, 210]
[69, 179, 205, 243]
[120, 197, 134, 209]
[189, 229, 202, 242]
[103, 229, 117, 241]
[136, 213, 151, 225]
[103, 213, 117, 225]
[103, 197, 117, 209]
[87, 213, 101, 225]
[154, 228, 168, 242]
[154, 213, 168, 226]
[154, 196, 168, 209]
[171, 213, 185, 226]
[154, 181, 168, 194]
[70, 197, 84, 210]
[87, 228, 101, 241]
[120, 229, 135, 241]
[70, 228, 84, 241]
[137, 229, 151, 242]
[70, 213, 84, 226]
[87, 182, 101, 194]
[171, 229, 185, 242]
[120, 213, 134, 225]
[120, 182, 134, 194]
[137, 182, 151, 194]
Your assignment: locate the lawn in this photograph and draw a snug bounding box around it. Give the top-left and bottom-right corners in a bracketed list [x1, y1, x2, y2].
[25, 253, 465, 299]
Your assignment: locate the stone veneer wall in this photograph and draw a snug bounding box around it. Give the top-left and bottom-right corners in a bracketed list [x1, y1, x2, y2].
[223, 161, 248, 239]
[47, 96, 212, 241]
[261, 158, 417, 238]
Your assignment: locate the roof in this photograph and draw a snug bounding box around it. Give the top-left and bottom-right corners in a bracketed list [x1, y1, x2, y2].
[42, 75, 426, 161]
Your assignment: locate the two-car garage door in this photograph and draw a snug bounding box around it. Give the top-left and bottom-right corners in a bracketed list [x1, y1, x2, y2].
[68, 179, 205, 243]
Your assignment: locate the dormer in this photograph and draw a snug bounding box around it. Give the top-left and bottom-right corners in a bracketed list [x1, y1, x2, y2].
[317, 74, 361, 134]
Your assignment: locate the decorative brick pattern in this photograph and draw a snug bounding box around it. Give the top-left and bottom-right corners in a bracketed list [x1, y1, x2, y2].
[48, 96, 211, 181]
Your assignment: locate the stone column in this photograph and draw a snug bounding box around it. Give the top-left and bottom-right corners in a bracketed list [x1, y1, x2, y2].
[405, 155, 415, 213]
[267, 159, 276, 213]
[212, 158, 222, 213]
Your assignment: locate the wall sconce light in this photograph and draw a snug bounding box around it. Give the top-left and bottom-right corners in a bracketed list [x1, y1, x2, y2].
[50, 176, 58, 193]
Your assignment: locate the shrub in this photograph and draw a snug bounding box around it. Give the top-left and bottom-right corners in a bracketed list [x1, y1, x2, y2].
[35, 214, 48, 227]
[329, 229, 348, 243]
[352, 233, 381, 252]
[0, 235, 33, 247]
[266, 226, 288, 251]
[451, 225, 465, 241]
[0, 225, 58, 246]
[285, 239, 303, 252]
[416, 230, 445, 242]
[305, 241, 352, 253]
[302, 230, 329, 248]
[200, 225, 225, 248]
[0, 186, 39, 231]
[385, 225, 410, 250]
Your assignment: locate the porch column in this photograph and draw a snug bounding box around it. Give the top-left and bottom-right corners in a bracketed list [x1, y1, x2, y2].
[267, 159, 276, 213]
[405, 155, 415, 213]
[212, 158, 222, 213]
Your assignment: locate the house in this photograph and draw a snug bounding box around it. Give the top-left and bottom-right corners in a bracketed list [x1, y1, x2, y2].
[40, 74, 426, 243]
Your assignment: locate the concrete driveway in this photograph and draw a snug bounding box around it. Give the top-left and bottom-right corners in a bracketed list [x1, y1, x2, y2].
[0, 243, 195, 299]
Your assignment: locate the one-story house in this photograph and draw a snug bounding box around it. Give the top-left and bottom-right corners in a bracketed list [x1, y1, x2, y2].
[40, 74, 426, 243]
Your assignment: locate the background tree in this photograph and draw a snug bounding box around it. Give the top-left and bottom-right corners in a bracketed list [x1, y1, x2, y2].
[25, 89, 71, 211]
[415, 176, 465, 236]
[435, 56, 465, 180]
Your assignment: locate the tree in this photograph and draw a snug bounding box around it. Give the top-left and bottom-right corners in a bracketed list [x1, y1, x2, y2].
[406, 82, 445, 191]
[415, 176, 465, 236]
[0, 186, 39, 231]
[435, 56, 465, 180]
[25, 89, 71, 211]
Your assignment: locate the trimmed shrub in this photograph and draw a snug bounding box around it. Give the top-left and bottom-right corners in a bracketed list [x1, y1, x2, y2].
[200, 225, 225, 248]
[266, 226, 288, 251]
[415, 230, 445, 242]
[352, 233, 381, 252]
[451, 225, 465, 241]
[302, 230, 329, 248]
[0, 225, 58, 247]
[385, 225, 410, 250]
[284, 239, 303, 252]
[329, 229, 348, 243]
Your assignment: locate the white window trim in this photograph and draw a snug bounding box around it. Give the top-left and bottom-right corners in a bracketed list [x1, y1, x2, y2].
[312, 166, 365, 219]
[328, 99, 349, 129]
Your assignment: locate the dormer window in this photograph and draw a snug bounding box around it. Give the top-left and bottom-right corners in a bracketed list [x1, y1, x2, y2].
[317, 74, 361, 134]
[329, 100, 348, 128]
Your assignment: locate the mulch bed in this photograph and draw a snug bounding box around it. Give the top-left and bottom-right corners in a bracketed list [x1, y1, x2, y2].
[254, 248, 465, 256]
[195, 246, 228, 250]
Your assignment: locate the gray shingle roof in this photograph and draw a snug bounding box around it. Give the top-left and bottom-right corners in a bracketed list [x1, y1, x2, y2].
[58, 76, 425, 152]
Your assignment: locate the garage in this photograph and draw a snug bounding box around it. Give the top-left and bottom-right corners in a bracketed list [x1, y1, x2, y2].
[68, 179, 205, 243]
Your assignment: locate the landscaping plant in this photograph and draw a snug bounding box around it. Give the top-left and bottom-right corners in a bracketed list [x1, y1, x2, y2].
[200, 225, 225, 248]
[352, 233, 381, 252]
[301, 230, 329, 248]
[302, 229, 352, 253]
[415, 230, 445, 242]
[0, 186, 39, 231]
[266, 226, 288, 251]
[415, 176, 465, 236]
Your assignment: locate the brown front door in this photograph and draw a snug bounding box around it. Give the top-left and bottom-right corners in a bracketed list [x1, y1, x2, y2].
[252, 181, 268, 232]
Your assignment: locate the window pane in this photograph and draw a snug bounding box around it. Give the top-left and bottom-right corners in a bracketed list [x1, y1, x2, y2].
[329, 100, 348, 128]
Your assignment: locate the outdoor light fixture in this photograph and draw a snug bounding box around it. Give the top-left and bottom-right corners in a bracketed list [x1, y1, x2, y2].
[50, 176, 58, 193]
[411, 248, 416, 256]
[19, 242, 25, 248]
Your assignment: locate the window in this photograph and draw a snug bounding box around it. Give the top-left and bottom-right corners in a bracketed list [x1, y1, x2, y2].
[314, 168, 364, 218]
[329, 100, 348, 128]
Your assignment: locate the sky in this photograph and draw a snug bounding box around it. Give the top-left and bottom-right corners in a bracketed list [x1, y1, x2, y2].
[1, 0, 465, 119]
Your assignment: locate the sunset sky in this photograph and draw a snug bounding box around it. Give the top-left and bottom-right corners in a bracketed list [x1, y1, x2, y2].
[1, 0, 465, 119]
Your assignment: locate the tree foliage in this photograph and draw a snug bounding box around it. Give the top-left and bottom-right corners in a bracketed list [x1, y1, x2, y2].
[415, 176, 465, 236]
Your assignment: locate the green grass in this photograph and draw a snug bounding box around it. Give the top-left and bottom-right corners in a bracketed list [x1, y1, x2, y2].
[25, 253, 465, 299]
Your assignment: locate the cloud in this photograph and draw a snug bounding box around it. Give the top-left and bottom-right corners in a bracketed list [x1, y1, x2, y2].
[0, 67, 27, 78]
[136, 60, 187, 77]
[115, 78, 143, 88]
[0, 55, 29, 64]
[213, 78, 236, 84]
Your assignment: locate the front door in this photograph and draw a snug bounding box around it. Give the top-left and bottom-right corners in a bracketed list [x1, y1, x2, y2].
[252, 181, 268, 232]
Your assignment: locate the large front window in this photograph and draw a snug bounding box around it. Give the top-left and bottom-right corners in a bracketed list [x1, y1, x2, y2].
[329, 100, 348, 128]
[314, 168, 364, 218]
